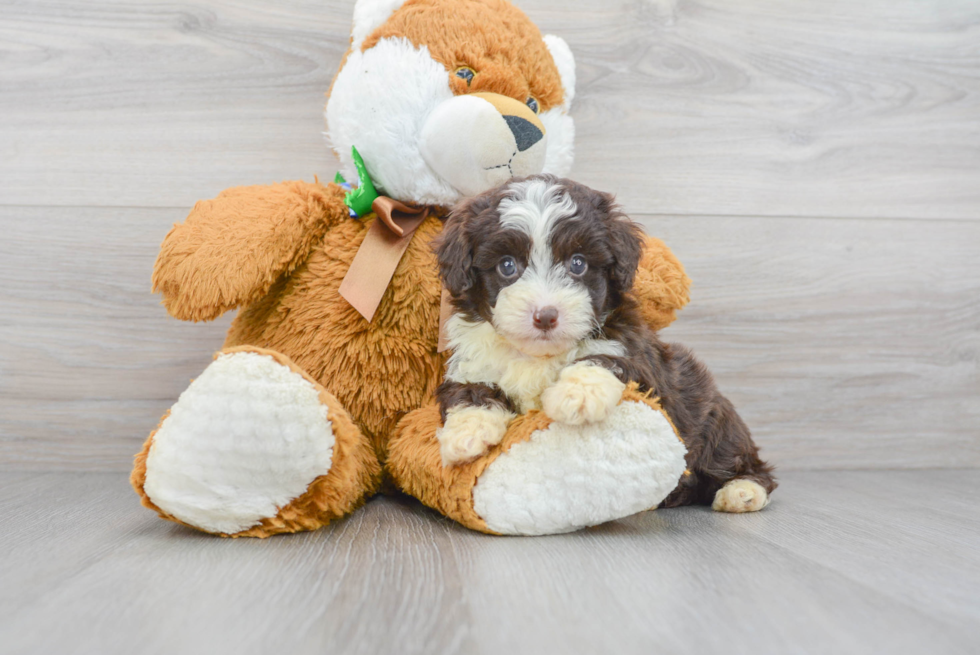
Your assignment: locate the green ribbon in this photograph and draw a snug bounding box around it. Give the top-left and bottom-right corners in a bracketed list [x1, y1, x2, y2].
[336, 146, 380, 218]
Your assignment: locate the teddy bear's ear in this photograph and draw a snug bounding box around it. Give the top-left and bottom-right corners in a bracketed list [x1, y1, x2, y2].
[543, 34, 576, 110]
[350, 0, 409, 51]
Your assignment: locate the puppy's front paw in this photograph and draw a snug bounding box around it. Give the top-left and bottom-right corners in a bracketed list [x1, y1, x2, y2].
[437, 405, 513, 467]
[541, 362, 626, 426]
[712, 479, 770, 513]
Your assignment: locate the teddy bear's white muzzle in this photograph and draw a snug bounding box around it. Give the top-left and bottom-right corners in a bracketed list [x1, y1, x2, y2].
[420, 92, 548, 197]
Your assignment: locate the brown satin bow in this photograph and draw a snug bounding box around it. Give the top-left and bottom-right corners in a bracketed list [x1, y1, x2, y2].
[338, 196, 431, 323]
[339, 196, 455, 353]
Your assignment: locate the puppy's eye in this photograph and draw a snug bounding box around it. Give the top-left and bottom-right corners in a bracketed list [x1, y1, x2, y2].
[568, 254, 588, 276]
[525, 97, 539, 113]
[497, 256, 518, 279]
[455, 67, 475, 85]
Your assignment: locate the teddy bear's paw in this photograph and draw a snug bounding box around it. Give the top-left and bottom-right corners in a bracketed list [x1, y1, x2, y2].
[437, 405, 514, 467]
[712, 479, 770, 513]
[472, 399, 688, 535]
[142, 350, 336, 535]
[541, 361, 626, 426]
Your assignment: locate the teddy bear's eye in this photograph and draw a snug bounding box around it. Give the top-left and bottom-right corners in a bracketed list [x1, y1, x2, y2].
[525, 97, 539, 113]
[568, 254, 587, 276]
[455, 67, 475, 85]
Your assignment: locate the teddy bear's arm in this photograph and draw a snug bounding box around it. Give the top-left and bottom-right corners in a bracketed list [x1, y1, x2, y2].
[634, 236, 692, 332]
[152, 181, 350, 322]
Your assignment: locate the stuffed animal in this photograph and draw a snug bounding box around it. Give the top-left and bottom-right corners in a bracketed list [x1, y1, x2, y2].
[131, 0, 693, 537]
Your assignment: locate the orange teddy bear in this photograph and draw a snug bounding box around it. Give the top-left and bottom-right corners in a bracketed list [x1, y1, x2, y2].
[132, 0, 691, 537]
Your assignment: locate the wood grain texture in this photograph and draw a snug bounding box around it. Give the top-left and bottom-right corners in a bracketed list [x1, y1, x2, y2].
[1, 206, 978, 470]
[0, 0, 978, 471]
[1, 470, 978, 654]
[645, 214, 980, 469]
[1, 0, 979, 218]
[2, 3, 977, 652]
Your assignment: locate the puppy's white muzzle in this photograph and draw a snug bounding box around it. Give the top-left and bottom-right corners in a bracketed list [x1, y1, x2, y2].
[420, 92, 548, 197]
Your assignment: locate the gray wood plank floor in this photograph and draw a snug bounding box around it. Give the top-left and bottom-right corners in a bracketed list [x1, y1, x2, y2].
[1, 470, 978, 655]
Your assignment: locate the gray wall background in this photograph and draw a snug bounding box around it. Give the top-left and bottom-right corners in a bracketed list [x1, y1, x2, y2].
[1, 0, 977, 471]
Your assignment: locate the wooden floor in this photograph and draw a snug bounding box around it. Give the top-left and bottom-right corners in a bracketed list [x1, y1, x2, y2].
[1, 1, 978, 653]
[1, 470, 978, 654]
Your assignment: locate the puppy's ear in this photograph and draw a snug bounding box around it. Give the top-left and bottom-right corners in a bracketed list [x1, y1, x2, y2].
[435, 197, 482, 297]
[597, 192, 643, 293]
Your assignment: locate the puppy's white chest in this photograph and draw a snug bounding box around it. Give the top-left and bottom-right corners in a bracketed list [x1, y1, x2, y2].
[446, 318, 626, 414]
[497, 356, 568, 413]
[449, 339, 568, 413]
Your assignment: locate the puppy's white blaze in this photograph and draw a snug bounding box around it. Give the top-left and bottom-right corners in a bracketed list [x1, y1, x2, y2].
[499, 179, 577, 271]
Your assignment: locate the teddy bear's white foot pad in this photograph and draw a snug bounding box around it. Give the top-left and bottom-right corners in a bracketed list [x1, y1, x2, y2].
[143, 351, 335, 535]
[472, 401, 688, 536]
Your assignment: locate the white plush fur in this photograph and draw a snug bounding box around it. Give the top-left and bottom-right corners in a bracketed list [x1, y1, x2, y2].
[143, 352, 335, 535]
[327, 38, 460, 206]
[473, 400, 688, 535]
[445, 316, 625, 414]
[538, 107, 575, 178]
[543, 34, 575, 109]
[712, 479, 770, 513]
[540, 35, 576, 176]
[540, 361, 626, 426]
[350, 0, 408, 51]
[420, 94, 548, 197]
[326, 30, 577, 204]
[437, 404, 516, 466]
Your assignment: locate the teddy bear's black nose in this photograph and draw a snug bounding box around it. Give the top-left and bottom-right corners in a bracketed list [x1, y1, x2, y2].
[503, 115, 544, 152]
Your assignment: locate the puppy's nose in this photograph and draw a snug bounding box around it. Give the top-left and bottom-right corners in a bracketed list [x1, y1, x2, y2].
[533, 306, 559, 331]
[503, 115, 544, 152]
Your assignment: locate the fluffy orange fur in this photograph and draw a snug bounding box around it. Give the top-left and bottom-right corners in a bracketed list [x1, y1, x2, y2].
[153, 182, 351, 323]
[635, 235, 692, 331]
[362, 0, 565, 112]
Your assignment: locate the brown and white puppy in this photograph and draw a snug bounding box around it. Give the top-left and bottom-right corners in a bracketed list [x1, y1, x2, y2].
[434, 175, 777, 512]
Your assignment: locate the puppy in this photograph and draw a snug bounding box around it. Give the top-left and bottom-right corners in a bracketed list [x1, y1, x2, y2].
[434, 175, 777, 512]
